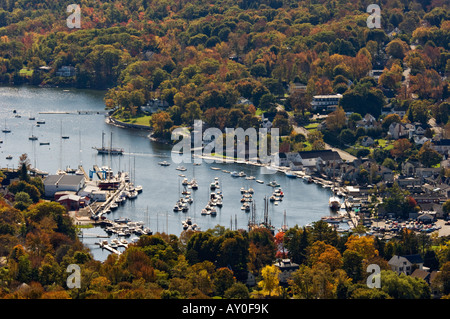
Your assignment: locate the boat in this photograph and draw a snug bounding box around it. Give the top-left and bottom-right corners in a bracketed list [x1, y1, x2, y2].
[114, 217, 131, 224]
[93, 131, 123, 155]
[29, 116, 35, 120]
[176, 166, 187, 171]
[2, 120, 11, 133]
[158, 161, 170, 166]
[256, 180, 264, 184]
[110, 203, 119, 210]
[135, 185, 143, 193]
[238, 171, 246, 177]
[36, 120, 45, 124]
[285, 171, 297, 178]
[128, 191, 138, 199]
[62, 135, 70, 139]
[230, 171, 239, 177]
[267, 181, 280, 187]
[329, 195, 340, 210]
[39, 142, 50, 145]
[29, 135, 38, 141]
[6, 155, 12, 160]
[245, 176, 255, 180]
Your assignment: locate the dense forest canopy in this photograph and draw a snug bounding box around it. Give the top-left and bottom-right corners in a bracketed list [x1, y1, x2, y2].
[0, 0, 450, 300]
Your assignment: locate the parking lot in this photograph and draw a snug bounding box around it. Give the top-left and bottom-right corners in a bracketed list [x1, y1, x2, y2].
[368, 217, 450, 237]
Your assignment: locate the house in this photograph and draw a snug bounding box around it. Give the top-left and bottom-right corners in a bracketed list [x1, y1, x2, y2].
[360, 136, 375, 147]
[388, 254, 424, 276]
[275, 152, 289, 167]
[289, 82, 307, 95]
[141, 98, 169, 114]
[237, 97, 253, 106]
[432, 139, 450, 155]
[417, 211, 436, 223]
[413, 135, 430, 145]
[369, 69, 384, 80]
[356, 114, 379, 130]
[379, 165, 394, 182]
[388, 122, 409, 139]
[57, 194, 82, 211]
[411, 269, 440, 297]
[297, 150, 342, 167]
[390, 104, 408, 118]
[55, 65, 76, 77]
[274, 259, 300, 285]
[43, 175, 85, 198]
[261, 112, 277, 130]
[310, 94, 343, 112]
[289, 161, 303, 171]
[402, 160, 420, 177]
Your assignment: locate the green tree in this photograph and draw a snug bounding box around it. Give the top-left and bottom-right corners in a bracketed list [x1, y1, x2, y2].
[342, 250, 364, 283]
[417, 141, 442, 167]
[213, 267, 235, 297]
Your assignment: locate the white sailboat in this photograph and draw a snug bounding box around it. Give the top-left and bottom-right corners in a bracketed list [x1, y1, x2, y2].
[2, 119, 11, 133]
[29, 125, 38, 140]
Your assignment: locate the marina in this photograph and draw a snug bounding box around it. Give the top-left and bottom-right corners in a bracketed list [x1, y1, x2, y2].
[0, 86, 343, 261]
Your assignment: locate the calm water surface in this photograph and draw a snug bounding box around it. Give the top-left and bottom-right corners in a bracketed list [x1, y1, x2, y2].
[0, 86, 339, 261]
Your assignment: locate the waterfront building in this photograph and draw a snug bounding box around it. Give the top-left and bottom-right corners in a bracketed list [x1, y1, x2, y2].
[44, 175, 85, 198]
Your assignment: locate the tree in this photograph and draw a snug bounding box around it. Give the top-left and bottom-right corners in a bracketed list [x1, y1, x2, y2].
[382, 113, 401, 130]
[386, 39, 409, 60]
[257, 265, 281, 297]
[417, 141, 442, 167]
[326, 106, 346, 132]
[342, 250, 364, 283]
[224, 282, 250, 299]
[381, 270, 430, 299]
[390, 138, 412, 160]
[18, 153, 31, 182]
[213, 267, 235, 297]
[150, 111, 173, 139]
[345, 235, 379, 260]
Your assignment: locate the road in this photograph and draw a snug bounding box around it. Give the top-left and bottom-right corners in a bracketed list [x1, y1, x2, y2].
[292, 124, 357, 162]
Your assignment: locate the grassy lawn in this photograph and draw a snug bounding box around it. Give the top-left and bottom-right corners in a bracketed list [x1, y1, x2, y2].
[114, 114, 152, 127]
[376, 138, 393, 151]
[304, 123, 319, 130]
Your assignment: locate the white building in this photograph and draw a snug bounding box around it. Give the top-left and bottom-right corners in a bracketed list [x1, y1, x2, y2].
[388, 255, 424, 276]
[44, 175, 85, 198]
[311, 94, 343, 112]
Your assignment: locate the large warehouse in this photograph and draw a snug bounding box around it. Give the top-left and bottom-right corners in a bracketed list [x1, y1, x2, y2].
[43, 174, 86, 198]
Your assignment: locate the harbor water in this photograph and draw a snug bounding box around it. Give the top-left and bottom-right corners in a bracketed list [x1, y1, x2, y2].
[0, 86, 341, 261]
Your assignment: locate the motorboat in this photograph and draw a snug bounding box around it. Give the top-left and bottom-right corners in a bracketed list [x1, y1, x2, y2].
[135, 185, 143, 193]
[285, 171, 297, 178]
[230, 171, 239, 177]
[329, 195, 340, 210]
[176, 166, 187, 171]
[158, 161, 170, 166]
[267, 181, 280, 187]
